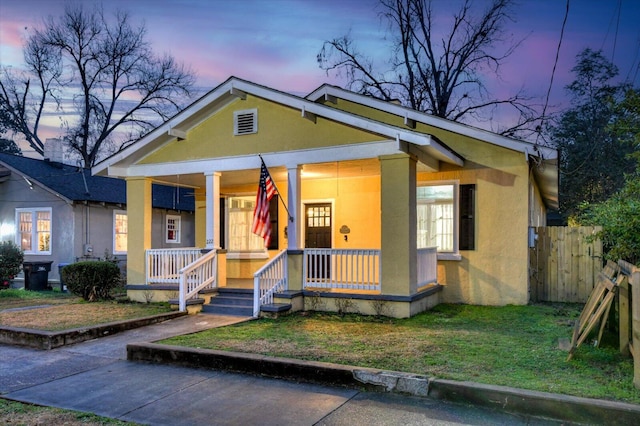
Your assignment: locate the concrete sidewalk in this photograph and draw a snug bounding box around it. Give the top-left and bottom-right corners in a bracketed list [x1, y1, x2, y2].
[1, 314, 638, 425]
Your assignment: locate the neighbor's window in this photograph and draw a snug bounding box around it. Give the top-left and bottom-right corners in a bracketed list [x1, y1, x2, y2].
[166, 214, 181, 243]
[417, 183, 457, 253]
[113, 210, 128, 254]
[16, 208, 51, 254]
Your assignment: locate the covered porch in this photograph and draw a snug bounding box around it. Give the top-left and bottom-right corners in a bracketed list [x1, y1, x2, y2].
[125, 152, 448, 318]
[138, 244, 439, 317]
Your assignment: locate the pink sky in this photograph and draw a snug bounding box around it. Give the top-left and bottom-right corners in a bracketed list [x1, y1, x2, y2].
[1, 0, 638, 145]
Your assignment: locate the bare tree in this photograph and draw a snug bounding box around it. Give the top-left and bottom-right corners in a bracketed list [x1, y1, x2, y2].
[318, 0, 539, 136]
[0, 3, 195, 166]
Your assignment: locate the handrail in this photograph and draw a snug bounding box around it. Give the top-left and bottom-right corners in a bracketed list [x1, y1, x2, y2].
[145, 248, 202, 285]
[303, 248, 380, 291]
[417, 246, 438, 290]
[179, 249, 217, 312]
[253, 250, 288, 317]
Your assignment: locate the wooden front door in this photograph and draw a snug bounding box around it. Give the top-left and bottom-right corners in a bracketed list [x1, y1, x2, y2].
[305, 203, 332, 279]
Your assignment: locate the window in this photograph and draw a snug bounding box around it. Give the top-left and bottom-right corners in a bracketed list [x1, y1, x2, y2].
[16, 208, 51, 254]
[416, 182, 475, 259]
[226, 195, 277, 258]
[417, 184, 456, 252]
[166, 214, 181, 244]
[233, 109, 257, 135]
[113, 210, 127, 254]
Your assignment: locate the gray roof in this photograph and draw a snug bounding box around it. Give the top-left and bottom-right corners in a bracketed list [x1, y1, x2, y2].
[0, 153, 194, 211]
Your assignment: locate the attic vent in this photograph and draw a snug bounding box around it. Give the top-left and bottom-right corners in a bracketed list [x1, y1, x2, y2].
[234, 109, 257, 135]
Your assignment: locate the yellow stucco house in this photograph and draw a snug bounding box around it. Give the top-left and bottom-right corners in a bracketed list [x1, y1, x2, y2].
[93, 77, 558, 318]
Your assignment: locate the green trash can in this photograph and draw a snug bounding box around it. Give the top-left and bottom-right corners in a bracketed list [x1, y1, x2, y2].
[23, 261, 53, 291]
[58, 263, 71, 292]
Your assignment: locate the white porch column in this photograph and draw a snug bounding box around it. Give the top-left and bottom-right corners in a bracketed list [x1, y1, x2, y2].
[287, 166, 302, 250]
[205, 172, 221, 249]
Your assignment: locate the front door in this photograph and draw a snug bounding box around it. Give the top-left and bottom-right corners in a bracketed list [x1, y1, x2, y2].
[305, 203, 332, 279]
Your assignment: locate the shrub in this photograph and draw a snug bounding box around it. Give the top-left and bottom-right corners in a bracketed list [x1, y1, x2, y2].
[61, 261, 120, 301]
[0, 241, 24, 287]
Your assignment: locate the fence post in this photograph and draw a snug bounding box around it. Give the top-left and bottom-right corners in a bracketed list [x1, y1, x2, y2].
[632, 269, 640, 389]
[619, 274, 630, 356]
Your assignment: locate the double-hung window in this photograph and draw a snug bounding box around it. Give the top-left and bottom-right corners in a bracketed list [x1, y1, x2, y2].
[16, 208, 51, 254]
[113, 210, 128, 254]
[417, 182, 475, 260]
[166, 215, 181, 244]
[226, 195, 278, 258]
[417, 184, 456, 253]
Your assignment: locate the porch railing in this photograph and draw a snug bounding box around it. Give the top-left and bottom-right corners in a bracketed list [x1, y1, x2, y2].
[417, 247, 438, 290]
[304, 249, 380, 291]
[145, 248, 202, 285]
[179, 249, 218, 311]
[253, 250, 288, 317]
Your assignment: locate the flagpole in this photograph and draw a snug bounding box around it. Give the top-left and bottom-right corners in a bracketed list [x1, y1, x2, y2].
[258, 154, 294, 222]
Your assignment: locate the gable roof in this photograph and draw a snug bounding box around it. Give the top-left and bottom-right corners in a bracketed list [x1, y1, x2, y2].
[0, 153, 194, 211]
[92, 76, 464, 177]
[306, 84, 559, 209]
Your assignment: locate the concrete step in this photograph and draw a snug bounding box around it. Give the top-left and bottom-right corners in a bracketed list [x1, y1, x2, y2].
[201, 303, 253, 316]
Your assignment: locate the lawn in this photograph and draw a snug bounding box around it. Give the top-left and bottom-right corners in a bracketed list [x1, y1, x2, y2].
[0, 399, 138, 425]
[160, 303, 640, 404]
[0, 289, 172, 331]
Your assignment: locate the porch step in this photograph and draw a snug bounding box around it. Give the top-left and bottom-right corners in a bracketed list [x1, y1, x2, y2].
[201, 288, 254, 317]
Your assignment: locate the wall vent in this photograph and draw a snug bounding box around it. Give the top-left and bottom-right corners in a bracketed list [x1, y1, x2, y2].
[234, 109, 258, 135]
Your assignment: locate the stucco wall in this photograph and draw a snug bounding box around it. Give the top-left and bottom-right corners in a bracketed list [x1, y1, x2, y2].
[420, 145, 531, 305]
[140, 95, 383, 165]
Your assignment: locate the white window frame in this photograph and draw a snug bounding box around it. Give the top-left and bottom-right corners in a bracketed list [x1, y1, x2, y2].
[233, 108, 258, 135]
[165, 214, 181, 244]
[15, 207, 52, 255]
[417, 180, 461, 261]
[113, 210, 128, 255]
[225, 194, 268, 259]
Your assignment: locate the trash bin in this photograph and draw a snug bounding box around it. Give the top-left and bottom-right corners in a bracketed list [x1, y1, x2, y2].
[58, 262, 71, 292]
[23, 261, 53, 291]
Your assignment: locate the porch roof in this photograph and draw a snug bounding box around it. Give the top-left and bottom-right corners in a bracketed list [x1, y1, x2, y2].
[92, 77, 465, 181]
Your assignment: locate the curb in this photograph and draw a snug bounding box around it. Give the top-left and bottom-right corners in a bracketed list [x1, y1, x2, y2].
[127, 341, 640, 425]
[0, 311, 186, 350]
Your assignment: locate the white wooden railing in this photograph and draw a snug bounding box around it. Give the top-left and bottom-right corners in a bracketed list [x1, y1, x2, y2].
[179, 249, 218, 311]
[145, 248, 202, 285]
[304, 249, 380, 291]
[253, 250, 288, 317]
[417, 246, 438, 290]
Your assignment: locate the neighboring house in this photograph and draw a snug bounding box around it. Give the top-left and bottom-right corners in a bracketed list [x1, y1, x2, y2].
[0, 151, 195, 287]
[93, 76, 558, 317]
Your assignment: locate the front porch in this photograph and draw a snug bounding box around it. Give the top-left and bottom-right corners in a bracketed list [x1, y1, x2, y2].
[127, 246, 440, 318]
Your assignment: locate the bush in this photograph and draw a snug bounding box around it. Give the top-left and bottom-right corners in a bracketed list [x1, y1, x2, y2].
[61, 261, 120, 301]
[575, 173, 640, 264]
[0, 241, 23, 287]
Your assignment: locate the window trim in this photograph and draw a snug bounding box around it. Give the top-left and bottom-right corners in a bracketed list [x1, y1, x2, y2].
[113, 210, 128, 255]
[417, 180, 461, 261]
[165, 214, 181, 244]
[15, 207, 52, 255]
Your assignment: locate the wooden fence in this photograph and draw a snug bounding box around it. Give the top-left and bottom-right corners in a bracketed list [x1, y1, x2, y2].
[617, 260, 640, 389]
[529, 226, 603, 303]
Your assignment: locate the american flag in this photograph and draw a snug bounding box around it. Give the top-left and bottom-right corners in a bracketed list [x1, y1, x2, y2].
[252, 161, 277, 246]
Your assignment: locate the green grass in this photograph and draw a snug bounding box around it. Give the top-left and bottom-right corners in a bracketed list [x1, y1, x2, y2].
[0, 288, 72, 299]
[0, 398, 139, 425]
[161, 303, 640, 404]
